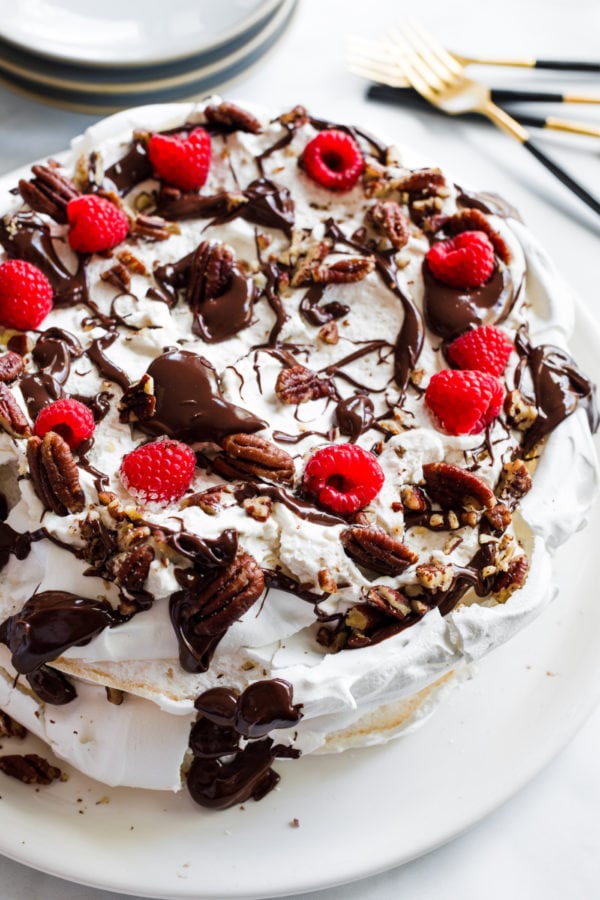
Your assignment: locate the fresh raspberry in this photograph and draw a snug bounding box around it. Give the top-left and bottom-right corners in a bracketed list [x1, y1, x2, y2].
[67, 195, 129, 253]
[33, 398, 95, 449]
[426, 231, 495, 289]
[148, 127, 212, 191]
[301, 130, 364, 191]
[303, 444, 384, 515]
[0, 260, 53, 330]
[120, 439, 196, 506]
[446, 325, 513, 377]
[425, 369, 505, 435]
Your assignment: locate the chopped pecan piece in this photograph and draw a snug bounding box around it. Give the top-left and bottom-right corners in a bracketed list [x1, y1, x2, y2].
[275, 364, 332, 405]
[215, 433, 295, 484]
[0, 383, 30, 438]
[318, 568, 338, 593]
[27, 433, 85, 516]
[204, 101, 262, 134]
[484, 502, 512, 534]
[18, 164, 80, 223]
[243, 495, 272, 522]
[106, 687, 124, 705]
[423, 462, 496, 510]
[0, 710, 27, 740]
[188, 241, 234, 306]
[182, 485, 227, 515]
[290, 239, 332, 287]
[0, 753, 63, 785]
[117, 545, 154, 594]
[504, 389, 537, 431]
[416, 560, 455, 592]
[497, 458, 532, 502]
[318, 321, 339, 344]
[0, 351, 24, 383]
[492, 555, 529, 601]
[400, 484, 428, 512]
[117, 249, 148, 275]
[363, 584, 411, 620]
[119, 374, 156, 423]
[100, 263, 131, 292]
[341, 526, 418, 575]
[367, 200, 410, 250]
[311, 256, 375, 285]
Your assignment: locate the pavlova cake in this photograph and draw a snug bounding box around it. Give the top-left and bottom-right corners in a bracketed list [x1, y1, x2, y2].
[0, 100, 596, 809]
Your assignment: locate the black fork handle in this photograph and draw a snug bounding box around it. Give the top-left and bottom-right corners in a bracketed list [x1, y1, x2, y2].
[522, 140, 600, 215]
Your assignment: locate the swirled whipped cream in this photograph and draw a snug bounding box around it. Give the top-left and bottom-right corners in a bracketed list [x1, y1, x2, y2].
[0, 100, 597, 804]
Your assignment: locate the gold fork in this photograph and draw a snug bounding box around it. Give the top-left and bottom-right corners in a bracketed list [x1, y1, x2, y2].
[391, 22, 600, 216]
[346, 37, 600, 139]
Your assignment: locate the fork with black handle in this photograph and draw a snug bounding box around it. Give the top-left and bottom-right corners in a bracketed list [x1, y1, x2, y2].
[389, 24, 600, 216]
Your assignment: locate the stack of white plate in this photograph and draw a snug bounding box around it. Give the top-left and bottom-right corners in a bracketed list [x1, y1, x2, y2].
[0, 0, 297, 112]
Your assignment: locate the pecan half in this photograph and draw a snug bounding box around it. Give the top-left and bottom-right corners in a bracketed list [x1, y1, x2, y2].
[0, 753, 63, 785]
[216, 432, 295, 484]
[129, 213, 176, 242]
[367, 200, 410, 250]
[341, 526, 418, 575]
[27, 433, 85, 516]
[395, 167, 446, 197]
[18, 164, 80, 223]
[311, 256, 375, 285]
[0, 383, 31, 438]
[188, 241, 234, 305]
[117, 545, 155, 594]
[0, 351, 24, 383]
[183, 552, 264, 637]
[204, 101, 262, 134]
[119, 374, 156, 423]
[275, 364, 332, 404]
[422, 462, 495, 510]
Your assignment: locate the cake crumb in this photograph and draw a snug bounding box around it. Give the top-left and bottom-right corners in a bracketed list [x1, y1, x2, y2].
[290, 818, 300, 828]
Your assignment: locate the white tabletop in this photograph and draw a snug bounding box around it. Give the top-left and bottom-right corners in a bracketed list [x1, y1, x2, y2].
[0, 0, 599, 897]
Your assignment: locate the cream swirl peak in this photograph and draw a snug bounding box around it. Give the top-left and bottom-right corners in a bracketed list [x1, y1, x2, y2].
[0, 100, 596, 807]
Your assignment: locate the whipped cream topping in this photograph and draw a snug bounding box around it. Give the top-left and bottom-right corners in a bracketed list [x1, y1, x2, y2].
[0, 100, 596, 796]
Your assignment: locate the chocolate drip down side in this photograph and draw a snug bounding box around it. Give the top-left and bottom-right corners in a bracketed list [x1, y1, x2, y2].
[187, 679, 302, 809]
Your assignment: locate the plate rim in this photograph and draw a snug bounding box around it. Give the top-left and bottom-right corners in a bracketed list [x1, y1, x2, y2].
[0, 0, 282, 69]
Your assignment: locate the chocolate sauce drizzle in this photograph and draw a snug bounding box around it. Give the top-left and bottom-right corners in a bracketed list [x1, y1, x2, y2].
[187, 679, 302, 809]
[514, 328, 599, 453]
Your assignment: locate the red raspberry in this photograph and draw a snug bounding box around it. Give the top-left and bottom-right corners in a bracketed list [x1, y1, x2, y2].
[425, 369, 505, 435]
[303, 444, 384, 515]
[120, 439, 196, 506]
[301, 130, 364, 191]
[0, 260, 53, 330]
[426, 231, 495, 289]
[148, 127, 212, 191]
[446, 325, 513, 377]
[67, 195, 129, 253]
[33, 398, 95, 449]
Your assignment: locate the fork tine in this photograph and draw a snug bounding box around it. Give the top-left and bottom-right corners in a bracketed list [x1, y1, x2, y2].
[390, 28, 445, 97]
[394, 22, 457, 89]
[390, 35, 440, 104]
[405, 20, 464, 77]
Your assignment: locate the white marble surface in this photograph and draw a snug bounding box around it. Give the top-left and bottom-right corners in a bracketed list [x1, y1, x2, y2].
[0, 0, 599, 897]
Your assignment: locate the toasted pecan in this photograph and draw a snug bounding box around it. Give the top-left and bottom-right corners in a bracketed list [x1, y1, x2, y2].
[341, 526, 418, 575]
[216, 432, 295, 484]
[422, 462, 495, 510]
